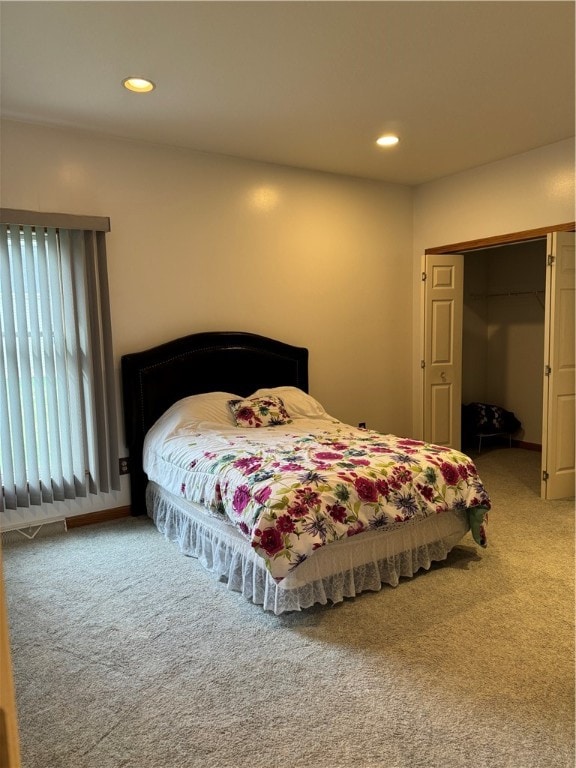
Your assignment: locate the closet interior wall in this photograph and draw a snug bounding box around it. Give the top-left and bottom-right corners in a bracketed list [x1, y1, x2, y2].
[462, 239, 547, 446]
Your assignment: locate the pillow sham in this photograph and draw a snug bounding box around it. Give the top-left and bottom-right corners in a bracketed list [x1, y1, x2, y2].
[157, 391, 239, 431]
[228, 395, 292, 428]
[250, 386, 329, 420]
[144, 391, 240, 454]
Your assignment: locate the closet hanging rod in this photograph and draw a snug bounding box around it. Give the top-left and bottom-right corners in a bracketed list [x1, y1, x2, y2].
[468, 290, 545, 308]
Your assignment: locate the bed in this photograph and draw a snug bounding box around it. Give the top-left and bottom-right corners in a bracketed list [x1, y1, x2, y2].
[122, 331, 490, 614]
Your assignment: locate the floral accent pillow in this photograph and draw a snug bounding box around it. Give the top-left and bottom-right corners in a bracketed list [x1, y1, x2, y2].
[250, 386, 330, 420]
[228, 395, 292, 428]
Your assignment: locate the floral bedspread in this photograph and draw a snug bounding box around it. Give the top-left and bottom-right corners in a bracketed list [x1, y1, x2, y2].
[145, 424, 490, 582]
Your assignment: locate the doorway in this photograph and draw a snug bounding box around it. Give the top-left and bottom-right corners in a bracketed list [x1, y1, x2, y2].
[461, 238, 546, 450]
[421, 224, 575, 500]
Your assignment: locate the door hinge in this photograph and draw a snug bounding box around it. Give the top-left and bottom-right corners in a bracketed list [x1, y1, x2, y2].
[421, 272, 427, 281]
[545, 365, 552, 376]
[547, 254, 555, 266]
[542, 470, 549, 482]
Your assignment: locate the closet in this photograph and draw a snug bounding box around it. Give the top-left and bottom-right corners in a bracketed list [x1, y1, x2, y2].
[462, 239, 547, 448]
[423, 228, 574, 500]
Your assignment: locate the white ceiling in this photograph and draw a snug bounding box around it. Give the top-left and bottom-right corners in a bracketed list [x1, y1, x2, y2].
[1, 1, 574, 185]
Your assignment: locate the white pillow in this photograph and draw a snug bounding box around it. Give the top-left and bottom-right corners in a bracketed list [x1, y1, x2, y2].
[250, 386, 330, 420]
[147, 391, 239, 444]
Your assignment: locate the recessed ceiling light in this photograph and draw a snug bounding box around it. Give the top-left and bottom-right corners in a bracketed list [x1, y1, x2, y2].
[122, 77, 156, 93]
[376, 135, 399, 147]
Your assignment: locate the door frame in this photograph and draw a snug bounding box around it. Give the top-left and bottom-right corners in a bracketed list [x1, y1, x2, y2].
[424, 222, 575, 256]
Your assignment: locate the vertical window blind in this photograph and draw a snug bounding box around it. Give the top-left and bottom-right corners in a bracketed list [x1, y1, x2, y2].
[0, 210, 120, 512]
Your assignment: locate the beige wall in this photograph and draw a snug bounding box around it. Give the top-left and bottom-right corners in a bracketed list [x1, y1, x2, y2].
[2, 121, 574, 525]
[413, 138, 575, 436]
[0, 119, 414, 525]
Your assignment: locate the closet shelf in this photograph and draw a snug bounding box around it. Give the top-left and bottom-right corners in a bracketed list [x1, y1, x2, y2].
[468, 290, 545, 309]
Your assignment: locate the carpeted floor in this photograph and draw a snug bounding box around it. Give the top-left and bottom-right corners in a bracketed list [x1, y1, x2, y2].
[2, 448, 574, 768]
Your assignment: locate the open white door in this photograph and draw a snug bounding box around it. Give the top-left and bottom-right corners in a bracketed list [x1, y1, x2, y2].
[542, 232, 575, 499]
[422, 254, 463, 448]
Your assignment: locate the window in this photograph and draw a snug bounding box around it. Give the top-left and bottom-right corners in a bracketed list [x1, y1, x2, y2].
[0, 209, 119, 512]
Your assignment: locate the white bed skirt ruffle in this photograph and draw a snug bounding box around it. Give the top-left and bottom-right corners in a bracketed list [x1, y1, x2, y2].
[147, 482, 471, 614]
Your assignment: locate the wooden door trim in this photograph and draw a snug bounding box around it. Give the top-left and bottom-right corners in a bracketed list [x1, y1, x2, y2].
[425, 222, 575, 254]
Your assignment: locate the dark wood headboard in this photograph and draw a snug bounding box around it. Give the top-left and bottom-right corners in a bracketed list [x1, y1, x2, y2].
[121, 331, 309, 514]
